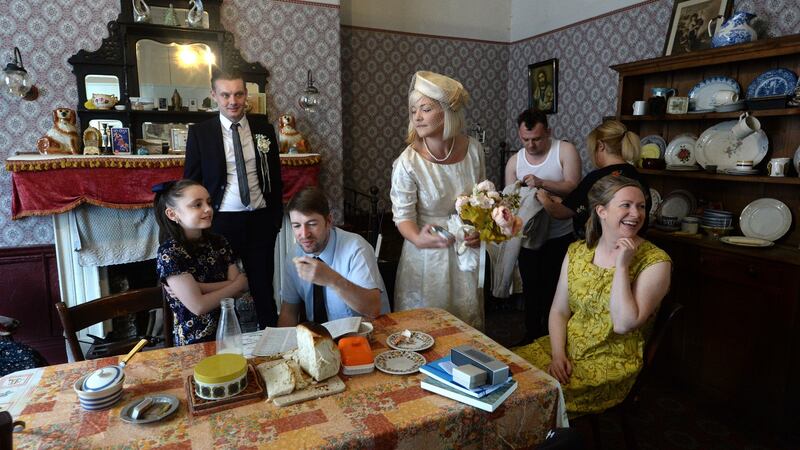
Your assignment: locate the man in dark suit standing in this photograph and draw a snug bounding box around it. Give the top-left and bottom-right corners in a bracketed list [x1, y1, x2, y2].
[184, 68, 283, 328]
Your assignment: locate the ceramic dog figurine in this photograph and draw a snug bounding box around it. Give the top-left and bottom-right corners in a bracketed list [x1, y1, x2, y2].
[36, 108, 80, 154]
[278, 114, 310, 153]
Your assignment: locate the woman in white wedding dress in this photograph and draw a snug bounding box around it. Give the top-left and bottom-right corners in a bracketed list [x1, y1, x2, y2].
[390, 71, 486, 330]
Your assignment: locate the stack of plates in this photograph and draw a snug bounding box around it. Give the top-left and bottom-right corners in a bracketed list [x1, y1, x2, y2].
[701, 209, 734, 229]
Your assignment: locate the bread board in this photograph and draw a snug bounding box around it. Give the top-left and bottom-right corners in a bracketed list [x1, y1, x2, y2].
[271, 375, 346, 407]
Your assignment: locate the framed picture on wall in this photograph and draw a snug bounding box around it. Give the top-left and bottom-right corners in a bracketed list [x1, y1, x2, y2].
[528, 58, 558, 114]
[663, 0, 732, 56]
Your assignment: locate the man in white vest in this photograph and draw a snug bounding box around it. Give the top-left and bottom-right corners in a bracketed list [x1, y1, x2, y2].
[504, 108, 581, 344]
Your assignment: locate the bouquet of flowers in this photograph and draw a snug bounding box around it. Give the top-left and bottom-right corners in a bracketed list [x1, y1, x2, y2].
[455, 180, 523, 243]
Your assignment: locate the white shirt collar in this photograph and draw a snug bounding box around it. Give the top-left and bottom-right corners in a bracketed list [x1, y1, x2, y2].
[219, 113, 249, 131]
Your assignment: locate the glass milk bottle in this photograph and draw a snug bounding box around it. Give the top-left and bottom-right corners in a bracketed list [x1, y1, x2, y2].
[216, 298, 243, 355]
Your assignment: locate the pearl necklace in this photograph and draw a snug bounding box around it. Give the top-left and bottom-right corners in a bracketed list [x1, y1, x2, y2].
[423, 137, 455, 162]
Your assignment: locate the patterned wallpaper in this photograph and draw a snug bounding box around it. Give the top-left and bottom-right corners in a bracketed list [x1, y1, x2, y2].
[0, 0, 342, 249]
[341, 28, 509, 204]
[505, 0, 800, 174]
[341, 0, 799, 204]
[1, 0, 797, 249]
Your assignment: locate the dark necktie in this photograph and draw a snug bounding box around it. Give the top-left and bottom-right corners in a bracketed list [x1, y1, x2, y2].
[230, 122, 250, 207]
[312, 256, 328, 323]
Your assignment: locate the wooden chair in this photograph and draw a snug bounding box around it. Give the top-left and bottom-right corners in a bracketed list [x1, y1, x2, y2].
[584, 302, 684, 450]
[55, 286, 174, 362]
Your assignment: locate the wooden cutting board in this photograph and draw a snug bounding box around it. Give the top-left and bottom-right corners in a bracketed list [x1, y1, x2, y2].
[272, 375, 346, 407]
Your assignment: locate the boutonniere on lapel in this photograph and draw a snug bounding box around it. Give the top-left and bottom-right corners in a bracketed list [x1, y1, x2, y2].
[255, 134, 271, 154]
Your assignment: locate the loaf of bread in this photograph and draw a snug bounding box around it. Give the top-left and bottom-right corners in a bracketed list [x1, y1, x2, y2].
[296, 322, 341, 381]
[257, 360, 296, 399]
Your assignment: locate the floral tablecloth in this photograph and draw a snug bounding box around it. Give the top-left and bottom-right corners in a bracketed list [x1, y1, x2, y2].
[5, 154, 320, 219]
[2, 308, 566, 449]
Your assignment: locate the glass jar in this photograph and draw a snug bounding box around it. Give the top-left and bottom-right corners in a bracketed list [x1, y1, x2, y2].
[216, 298, 243, 355]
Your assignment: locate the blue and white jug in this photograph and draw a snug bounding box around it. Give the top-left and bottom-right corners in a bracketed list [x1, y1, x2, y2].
[708, 11, 757, 48]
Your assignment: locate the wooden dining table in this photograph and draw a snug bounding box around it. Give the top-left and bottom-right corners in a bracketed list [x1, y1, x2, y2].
[1, 308, 567, 449]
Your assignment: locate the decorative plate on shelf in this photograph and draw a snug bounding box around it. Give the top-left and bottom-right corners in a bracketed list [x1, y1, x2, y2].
[640, 135, 666, 159]
[656, 190, 696, 222]
[688, 76, 740, 111]
[794, 144, 800, 176]
[720, 236, 774, 248]
[664, 134, 698, 166]
[746, 68, 798, 98]
[649, 188, 662, 220]
[739, 198, 792, 242]
[694, 121, 768, 170]
[374, 350, 426, 375]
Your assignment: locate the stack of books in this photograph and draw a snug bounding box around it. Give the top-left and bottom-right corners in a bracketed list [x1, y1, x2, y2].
[419, 355, 517, 412]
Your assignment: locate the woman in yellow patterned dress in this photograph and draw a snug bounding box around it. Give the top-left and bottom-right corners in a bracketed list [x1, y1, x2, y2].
[514, 175, 671, 417]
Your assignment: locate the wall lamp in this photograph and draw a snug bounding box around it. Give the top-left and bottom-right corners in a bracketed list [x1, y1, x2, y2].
[2, 47, 39, 101]
[298, 69, 320, 113]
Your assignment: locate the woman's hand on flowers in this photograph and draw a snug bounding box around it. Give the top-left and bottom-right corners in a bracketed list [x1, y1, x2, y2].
[416, 224, 454, 249]
[464, 230, 480, 248]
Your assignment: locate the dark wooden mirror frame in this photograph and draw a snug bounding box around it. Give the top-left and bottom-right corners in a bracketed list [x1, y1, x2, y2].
[68, 0, 270, 144]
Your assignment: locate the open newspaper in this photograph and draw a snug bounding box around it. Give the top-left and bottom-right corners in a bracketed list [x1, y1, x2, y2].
[252, 316, 362, 356]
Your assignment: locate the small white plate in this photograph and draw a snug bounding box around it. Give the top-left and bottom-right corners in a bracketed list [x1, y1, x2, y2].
[120, 395, 179, 424]
[374, 350, 427, 375]
[665, 134, 698, 166]
[386, 331, 434, 352]
[720, 236, 774, 247]
[740, 198, 792, 242]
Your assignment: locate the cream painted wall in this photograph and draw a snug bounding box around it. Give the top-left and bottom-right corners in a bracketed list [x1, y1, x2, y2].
[340, 0, 512, 42]
[510, 0, 645, 41]
[341, 0, 649, 42]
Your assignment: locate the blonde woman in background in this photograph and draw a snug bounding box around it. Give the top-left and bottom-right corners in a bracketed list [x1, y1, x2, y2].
[537, 119, 651, 239]
[390, 71, 485, 329]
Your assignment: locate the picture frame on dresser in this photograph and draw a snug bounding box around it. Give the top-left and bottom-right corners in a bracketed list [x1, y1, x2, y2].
[110, 127, 131, 154]
[663, 0, 732, 56]
[528, 58, 558, 114]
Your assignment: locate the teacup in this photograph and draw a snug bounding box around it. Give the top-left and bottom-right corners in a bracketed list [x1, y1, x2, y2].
[632, 100, 647, 115]
[681, 216, 700, 234]
[711, 90, 739, 106]
[731, 112, 761, 140]
[91, 93, 118, 110]
[735, 160, 754, 171]
[767, 157, 791, 177]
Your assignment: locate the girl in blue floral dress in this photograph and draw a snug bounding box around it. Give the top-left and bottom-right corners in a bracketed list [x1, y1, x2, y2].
[154, 179, 249, 345]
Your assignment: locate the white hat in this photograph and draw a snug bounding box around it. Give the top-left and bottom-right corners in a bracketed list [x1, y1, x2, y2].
[409, 71, 469, 112]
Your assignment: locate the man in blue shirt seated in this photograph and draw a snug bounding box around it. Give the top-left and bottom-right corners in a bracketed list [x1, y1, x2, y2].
[277, 187, 391, 326]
